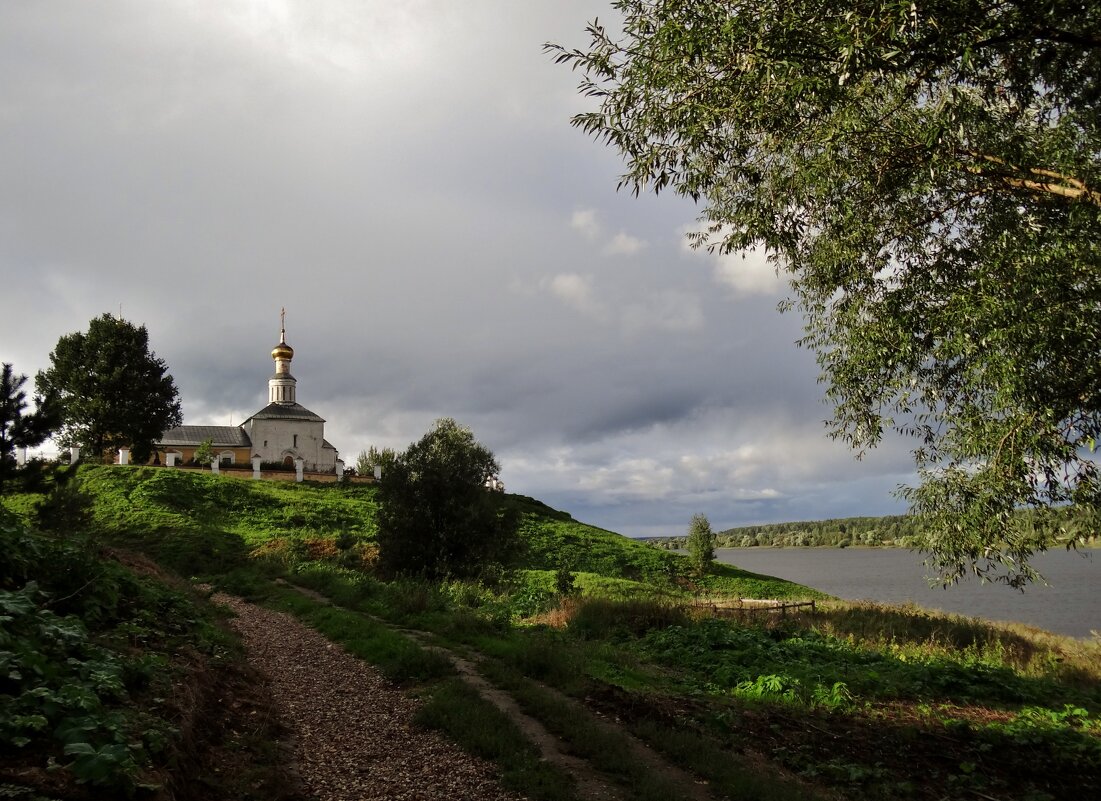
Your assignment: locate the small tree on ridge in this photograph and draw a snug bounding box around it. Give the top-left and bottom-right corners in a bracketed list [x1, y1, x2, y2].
[687, 513, 716, 576]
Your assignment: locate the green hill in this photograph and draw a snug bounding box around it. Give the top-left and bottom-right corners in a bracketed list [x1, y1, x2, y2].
[3, 465, 822, 601]
[4, 464, 1099, 801]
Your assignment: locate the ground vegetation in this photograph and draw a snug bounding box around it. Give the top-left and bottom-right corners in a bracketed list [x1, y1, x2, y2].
[2, 464, 1097, 800]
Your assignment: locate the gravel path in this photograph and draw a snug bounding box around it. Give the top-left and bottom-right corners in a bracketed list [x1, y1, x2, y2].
[213, 593, 523, 801]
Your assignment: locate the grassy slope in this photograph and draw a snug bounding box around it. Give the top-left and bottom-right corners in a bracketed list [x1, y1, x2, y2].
[6, 465, 1100, 800]
[5, 466, 820, 600]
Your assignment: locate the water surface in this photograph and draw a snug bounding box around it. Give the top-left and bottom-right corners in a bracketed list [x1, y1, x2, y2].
[715, 547, 1099, 638]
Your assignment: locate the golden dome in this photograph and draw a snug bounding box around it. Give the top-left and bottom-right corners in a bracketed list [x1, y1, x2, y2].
[271, 341, 294, 360]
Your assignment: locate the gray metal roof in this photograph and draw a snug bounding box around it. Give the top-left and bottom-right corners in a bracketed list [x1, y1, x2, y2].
[245, 402, 326, 423]
[157, 425, 252, 447]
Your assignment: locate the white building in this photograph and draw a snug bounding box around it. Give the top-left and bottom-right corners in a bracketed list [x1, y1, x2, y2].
[155, 315, 339, 471]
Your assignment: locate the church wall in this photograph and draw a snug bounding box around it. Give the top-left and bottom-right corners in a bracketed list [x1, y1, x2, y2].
[150, 446, 252, 466]
[247, 418, 335, 471]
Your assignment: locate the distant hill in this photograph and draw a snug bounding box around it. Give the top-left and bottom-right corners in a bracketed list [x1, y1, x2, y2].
[651, 508, 1096, 550]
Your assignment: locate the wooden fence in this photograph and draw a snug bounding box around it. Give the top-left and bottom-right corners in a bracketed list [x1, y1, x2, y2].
[695, 598, 817, 620]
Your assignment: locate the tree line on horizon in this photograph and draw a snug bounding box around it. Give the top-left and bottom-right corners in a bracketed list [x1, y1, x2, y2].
[652, 507, 1099, 551]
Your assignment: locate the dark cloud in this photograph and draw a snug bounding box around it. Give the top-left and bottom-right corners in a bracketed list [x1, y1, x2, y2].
[0, 1, 917, 537]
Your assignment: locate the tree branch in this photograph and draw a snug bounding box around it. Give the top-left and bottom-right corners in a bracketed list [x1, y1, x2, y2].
[964, 152, 1101, 206]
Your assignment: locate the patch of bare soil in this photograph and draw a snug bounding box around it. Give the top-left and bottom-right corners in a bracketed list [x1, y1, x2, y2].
[287, 581, 719, 801]
[165, 651, 308, 801]
[214, 592, 521, 801]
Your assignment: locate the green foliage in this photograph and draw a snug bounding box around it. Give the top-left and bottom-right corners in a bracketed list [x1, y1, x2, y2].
[479, 660, 692, 801]
[0, 363, 58, 492]
[551, 1, 1101, 586]
[71, 465, 378, 576]
[685, 513, 715, 575]
[656, 506, 1100, 555]
[192, 438, 214, 466]
[36, 314, 182, 463]
[376, 418, 519, 579]
[35, 474, 94, 534]
[354, 445, 396, 477]
[0, 513, 219, 793]
[637, 617, 1098, 709]
[554, 564, 577, 598]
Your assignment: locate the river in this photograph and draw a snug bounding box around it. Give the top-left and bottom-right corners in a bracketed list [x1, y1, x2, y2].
[714, 547, 1100, 638]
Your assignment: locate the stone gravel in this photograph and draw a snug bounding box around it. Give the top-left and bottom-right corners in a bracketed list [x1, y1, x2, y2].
[213, 593, 523, 801]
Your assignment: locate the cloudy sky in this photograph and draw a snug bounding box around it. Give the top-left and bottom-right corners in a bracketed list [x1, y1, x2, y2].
[0, 0, 917, 537]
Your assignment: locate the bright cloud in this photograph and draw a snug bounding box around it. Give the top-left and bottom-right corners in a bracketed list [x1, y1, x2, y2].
[678, 225, 788, 297]
[544, 272, 607, 317]
[570, 208, 600, 240]
[605, 231, 647, 255]
[713, 247, 788, 296]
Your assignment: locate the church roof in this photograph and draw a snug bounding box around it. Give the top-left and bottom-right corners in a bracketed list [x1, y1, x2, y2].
[245, 402, 326, 423]
[158, 425, 252, 448]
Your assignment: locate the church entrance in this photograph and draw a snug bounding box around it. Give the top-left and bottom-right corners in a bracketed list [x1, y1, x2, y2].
[282, 455, 294, 467]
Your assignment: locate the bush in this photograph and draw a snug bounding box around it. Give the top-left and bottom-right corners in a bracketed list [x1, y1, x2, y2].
[376, 418, 519, 579]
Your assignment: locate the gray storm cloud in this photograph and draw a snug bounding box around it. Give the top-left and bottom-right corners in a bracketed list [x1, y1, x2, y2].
[0, 1, 914, 535]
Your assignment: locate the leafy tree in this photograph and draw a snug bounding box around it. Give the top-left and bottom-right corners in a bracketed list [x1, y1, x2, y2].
[0, 363, 58, 491]
[686, 513, 716, 575]
[376, 418, 518, 579]
[193, 438, 214, 467]
[355, 445, 396, 478]
[551, 1, 1101, 585]
[36, 315, 182, 464]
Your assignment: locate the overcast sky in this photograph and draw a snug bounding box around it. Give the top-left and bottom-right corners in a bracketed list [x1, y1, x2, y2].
[0, 1, 916, 537]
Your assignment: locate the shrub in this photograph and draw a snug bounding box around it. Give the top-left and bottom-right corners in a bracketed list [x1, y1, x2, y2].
[376, 419, 519, 579]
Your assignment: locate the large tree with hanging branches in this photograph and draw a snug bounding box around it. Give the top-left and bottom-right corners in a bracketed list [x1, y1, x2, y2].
[549, 0, 1101, 585]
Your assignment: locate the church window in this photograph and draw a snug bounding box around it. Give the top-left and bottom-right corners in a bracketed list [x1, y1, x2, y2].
[293, 434, 298, 447]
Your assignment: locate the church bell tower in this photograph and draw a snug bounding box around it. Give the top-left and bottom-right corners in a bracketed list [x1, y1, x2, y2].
[269, 308, 297, 405]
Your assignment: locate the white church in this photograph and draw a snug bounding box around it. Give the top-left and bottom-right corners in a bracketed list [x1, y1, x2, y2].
[154, 314, 339, 471]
